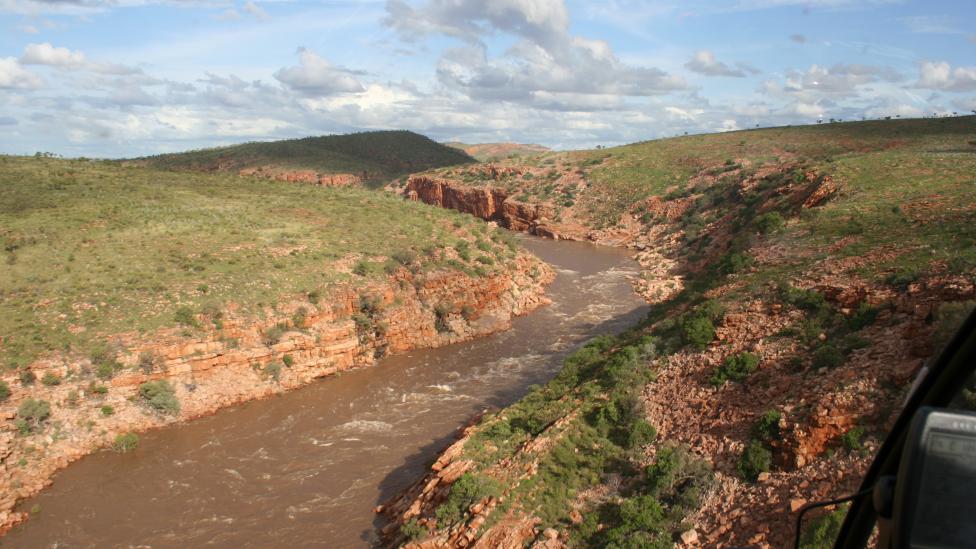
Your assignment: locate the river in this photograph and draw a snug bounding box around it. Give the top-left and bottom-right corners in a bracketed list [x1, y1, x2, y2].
[3, 236, 649, 548]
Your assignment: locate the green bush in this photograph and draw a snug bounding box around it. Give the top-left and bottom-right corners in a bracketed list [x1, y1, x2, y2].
[812, 345, 845, 369]
[627, 419, 657, 449]
[710, 352, 760, 386]
[0, 380, 9, 402]
[754, 410, 782, 443]
[779, 283, 829, 315]
[352, 260, 371, 276]
[41, 372, 61, 386]
[475, 254, 494, 265]
[138, 351, 158, 374]
[434, 473, 502, 525]
[282, 354, 294, 367]
[101, 405, 115, 417]
[16, 398, 51, 434]
[799, 504, 848, 549]
[400, 518, 427, 541]
[738, 439, 772, 482]
[112, 433, 139, 454]
[292, 306, 308, 328]
[643, 444, 713, 513]
[754, 212, 785, 234]
[842, 426, 864, 451]
[90, 382, 108, 395]
[173, 306, 199, 327]
[681, 316, 715, 350]
[598, 495, 670, 548]
[264, 362, 282, 382]
[138, 380, 180, 415]
[19, 369, 36, 386]
[718, 251, 753, 275]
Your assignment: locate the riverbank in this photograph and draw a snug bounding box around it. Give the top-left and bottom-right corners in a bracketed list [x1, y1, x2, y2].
[381, 118, 976, 547]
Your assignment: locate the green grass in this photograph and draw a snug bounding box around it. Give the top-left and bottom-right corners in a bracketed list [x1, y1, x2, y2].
[139, 130, 475, 187]
[0, 156, 508, 368]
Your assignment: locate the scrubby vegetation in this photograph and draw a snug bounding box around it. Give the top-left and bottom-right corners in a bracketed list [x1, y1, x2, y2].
[140, 130, 474, 187]
[138, 380, 179, 415]
[112, 433, 140, 454]
[0, 155, 511, 368]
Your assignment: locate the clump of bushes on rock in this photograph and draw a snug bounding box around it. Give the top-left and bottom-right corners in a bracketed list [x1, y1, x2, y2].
[138, 380, 179, 415]
[15, 398, 51, 435]
[112, 433, 139, 453]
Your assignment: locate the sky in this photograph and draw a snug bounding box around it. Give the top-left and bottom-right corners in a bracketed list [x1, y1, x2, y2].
[0, 0, 974, 157]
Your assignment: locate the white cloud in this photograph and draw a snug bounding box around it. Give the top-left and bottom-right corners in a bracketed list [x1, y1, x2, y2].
[21, 42, 87, 67]
[684, 50, 757, 78]
[273, 48, 365, 96]
[243, 1, 269, 21]
[388, 0, 685, 108]
[0, 57, 43, 89]
[916, 61, 976, 92]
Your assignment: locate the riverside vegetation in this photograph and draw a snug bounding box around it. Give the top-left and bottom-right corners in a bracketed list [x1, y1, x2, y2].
[0, 151, 554, 533]
[384, 116, 976, 547]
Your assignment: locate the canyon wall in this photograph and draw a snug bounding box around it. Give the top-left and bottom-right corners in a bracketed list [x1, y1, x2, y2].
[405, 177, 565, 239]
[0, 253, 554, 534]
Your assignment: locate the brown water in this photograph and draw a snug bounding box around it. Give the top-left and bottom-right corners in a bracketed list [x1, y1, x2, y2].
[4, 236, 649, 549]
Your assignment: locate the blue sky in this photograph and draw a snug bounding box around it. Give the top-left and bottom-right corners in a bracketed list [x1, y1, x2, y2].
[0, 0, 974, 157]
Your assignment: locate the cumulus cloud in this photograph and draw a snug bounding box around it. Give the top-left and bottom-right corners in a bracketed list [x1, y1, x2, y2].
[0, 57, 43, 89]
[916, 61, 976, 92]
[684, 50, 757, 78]
[243, 1, 269, 21]
[273, 48, 366, 96]
[386, 0, 684, 107]
[777, 63, 903, 96]
[21, 42, 86, 67]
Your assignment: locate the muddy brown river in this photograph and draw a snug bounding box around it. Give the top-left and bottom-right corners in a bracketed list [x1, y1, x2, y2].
[3, 236, 649, 548]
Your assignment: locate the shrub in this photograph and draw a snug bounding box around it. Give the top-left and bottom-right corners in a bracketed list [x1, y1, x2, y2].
[138, 380, 180, 415]
[799, 504, 848, 549]
[292, 306, 309, 328]
[16, 398, 51, 433]
[19, 369, 36, 386]
[400, 518, 427, 541]
[112, 433, 139, 454]
[263, 325, 286, 346]
[779, 283, 829, 315]
[352, 260, 371, 276]
[644, 444, 714, 513]
[96, 361, 116, 380]
[738, 439, 772, 482]
[599, 495, 670, 548]
[264, 362, 282, 382]
[101, 405, 115, 416]
[842, 426, 864, 451]
[90, 382, 108, 395]
[681, 316, 715, 350]
[173, 306, 198, 327]
[846, 303, 879, 331]
[0, 380, 9, 402]
[41, 372, 61, 386]
[754, 212, 785, 234]
[754, 410, 782, 443]
[627, 419, 657, 449]
[475, 254, 494, 265]
[812, 345, 845, 369]
[138, 351, 158, 374]
[307, 290, 321, 304]
[434, 473, 502, 525]
[282, 354, 294, 367]
[718, 251, 753, 275]
[710, 352, 760, 386]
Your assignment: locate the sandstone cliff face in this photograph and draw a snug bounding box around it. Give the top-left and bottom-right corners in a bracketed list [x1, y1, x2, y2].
[0, 254, 554, 535]
[405, 177, 564, 240]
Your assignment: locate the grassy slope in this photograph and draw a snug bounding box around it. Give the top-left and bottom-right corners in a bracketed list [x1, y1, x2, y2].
[397, 117, 976, 546]
[0, 156, 517, 369]
[445, 142, 550, 162]
[140, 130, 475, 186]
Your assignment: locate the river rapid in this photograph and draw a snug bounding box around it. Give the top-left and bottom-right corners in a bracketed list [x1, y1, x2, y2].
[3, 236, 649, 548]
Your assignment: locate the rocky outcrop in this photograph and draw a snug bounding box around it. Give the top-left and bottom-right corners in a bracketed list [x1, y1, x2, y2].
[405, 177, 564, 239]
[0, 254, 554, 535]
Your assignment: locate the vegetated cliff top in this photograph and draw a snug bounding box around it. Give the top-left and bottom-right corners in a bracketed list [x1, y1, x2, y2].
[386, 115, 976, 548]
[444, 141, 550, 162]
[0, 155, 518, 369]
[136, 130, 475, 187]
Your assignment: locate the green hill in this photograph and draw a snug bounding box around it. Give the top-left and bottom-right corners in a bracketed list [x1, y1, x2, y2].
[139, 130, 475, 187]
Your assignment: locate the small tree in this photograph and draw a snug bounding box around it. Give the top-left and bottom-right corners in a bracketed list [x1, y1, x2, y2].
[139, 380, 180, 415]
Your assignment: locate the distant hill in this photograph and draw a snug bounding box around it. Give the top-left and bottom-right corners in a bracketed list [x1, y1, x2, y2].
[445, 142, 550, 162]
[137, 130, 475, 187]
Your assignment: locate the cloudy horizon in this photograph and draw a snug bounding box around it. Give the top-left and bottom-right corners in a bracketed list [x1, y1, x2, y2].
[1, 0, 974, 157]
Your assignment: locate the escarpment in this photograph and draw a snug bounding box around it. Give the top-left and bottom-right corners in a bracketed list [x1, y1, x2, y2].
[405, 177, 567, 240]
[0, 253, 554, 535]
